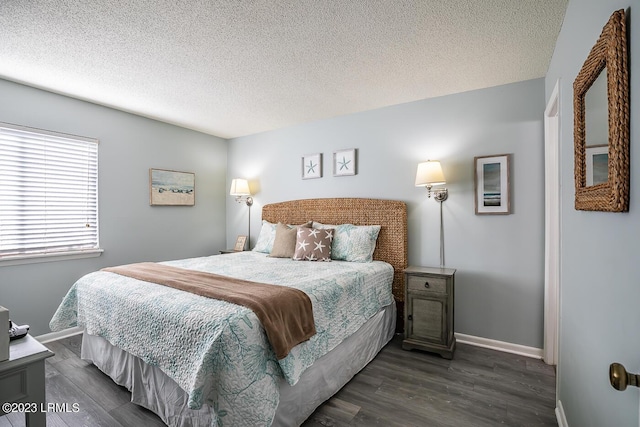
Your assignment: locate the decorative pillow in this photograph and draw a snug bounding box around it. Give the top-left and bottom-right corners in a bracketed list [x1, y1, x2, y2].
[253, 220, 312, 253]
[313, 222, 381, 262]
[268, 223, 299, 258]
[293, 228, 334, 261]
[252, 220, 277, 253]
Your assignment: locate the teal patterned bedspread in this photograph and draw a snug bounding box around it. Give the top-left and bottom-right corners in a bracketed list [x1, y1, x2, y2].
[50, 251, 394, 426]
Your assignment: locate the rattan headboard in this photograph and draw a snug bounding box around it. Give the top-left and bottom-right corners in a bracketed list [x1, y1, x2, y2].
[262, 198, 408, 303]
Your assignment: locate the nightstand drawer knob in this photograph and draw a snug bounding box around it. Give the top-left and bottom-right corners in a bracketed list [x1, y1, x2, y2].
[408, 314, 413, 321]
[424, 281, 430, 289]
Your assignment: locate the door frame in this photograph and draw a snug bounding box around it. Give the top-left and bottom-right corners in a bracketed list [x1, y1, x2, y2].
[543, 79, 561, 365]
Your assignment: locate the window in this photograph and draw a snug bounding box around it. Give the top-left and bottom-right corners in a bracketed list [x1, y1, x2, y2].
[0, 122, 101, 264]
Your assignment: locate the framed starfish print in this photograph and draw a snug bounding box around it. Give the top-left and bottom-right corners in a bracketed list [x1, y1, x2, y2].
[333, 148, 357, 176]
[302, 153, 322, 179]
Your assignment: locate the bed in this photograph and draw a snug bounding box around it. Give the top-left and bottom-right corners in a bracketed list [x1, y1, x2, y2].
[50, 198, 407, 426]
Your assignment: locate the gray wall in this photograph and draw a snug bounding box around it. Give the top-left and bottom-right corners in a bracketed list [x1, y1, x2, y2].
[227, 78, 546, 349]
[546, 1, 640, 426]
[0, 79, 228, 336]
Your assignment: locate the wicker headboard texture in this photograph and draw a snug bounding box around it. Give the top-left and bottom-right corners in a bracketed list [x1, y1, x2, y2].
[261, 198, 408, 304]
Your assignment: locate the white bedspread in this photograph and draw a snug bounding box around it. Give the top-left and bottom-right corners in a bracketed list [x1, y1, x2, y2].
[50, 251, 394, 426]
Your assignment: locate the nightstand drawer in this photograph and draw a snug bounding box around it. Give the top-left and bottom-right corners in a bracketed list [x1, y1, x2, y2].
[407, 275, 447, 294]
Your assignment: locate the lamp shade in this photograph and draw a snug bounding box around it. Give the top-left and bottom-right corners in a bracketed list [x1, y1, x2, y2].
[415, 161, 446, 187]
[229, 178, 251, 196]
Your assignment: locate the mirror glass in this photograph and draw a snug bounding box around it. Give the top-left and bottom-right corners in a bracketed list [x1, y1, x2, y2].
[573, 9, 629, 212]
[584, 69, 608, 186]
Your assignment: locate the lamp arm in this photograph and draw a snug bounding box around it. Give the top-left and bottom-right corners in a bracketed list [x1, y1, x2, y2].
[433, 188, 448, 202]
[425, 186, 448, 202]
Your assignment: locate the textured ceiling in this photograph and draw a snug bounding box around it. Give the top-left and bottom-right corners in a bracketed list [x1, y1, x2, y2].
[0, 1, 567, 139]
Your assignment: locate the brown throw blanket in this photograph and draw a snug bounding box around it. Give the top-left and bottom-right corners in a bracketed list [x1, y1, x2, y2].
[102, 262, 316, 359]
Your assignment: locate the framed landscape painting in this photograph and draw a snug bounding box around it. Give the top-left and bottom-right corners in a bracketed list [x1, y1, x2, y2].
[149, 168, 195, 206]
[474, 154, 511, 215]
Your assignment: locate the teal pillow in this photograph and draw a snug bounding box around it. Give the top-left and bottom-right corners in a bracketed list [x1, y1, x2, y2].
[253, 220, 313, 253]
[313, 222, 381, 262]
[252, 220, 277, 253]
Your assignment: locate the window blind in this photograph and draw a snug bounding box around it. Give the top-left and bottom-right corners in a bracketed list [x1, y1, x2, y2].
[0, 122, 99, 259]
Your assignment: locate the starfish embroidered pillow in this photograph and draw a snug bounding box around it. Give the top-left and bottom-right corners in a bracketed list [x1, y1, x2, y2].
[293, 227, 334, 261]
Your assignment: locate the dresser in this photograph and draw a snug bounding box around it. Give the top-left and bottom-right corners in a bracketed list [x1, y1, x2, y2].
[403, 266, 456, 359]
[0, 335, 54, 427]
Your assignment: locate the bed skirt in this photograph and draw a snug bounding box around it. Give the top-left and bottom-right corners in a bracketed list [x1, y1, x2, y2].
[81, 302, 396, 427]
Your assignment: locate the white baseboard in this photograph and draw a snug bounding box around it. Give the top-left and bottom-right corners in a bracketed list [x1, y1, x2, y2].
[36, 326, 83, 344]
[556, 399, 568, 427]
[455, 332, 544, 360]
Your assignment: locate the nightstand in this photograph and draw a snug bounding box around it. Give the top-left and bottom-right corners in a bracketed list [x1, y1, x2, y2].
[403, 266, 456, 359]
[0, 335, 54, 426]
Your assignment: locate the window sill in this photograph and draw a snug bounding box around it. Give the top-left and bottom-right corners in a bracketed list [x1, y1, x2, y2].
[0, 249, 104, 267]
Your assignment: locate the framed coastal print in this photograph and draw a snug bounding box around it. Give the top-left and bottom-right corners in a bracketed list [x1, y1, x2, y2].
[302, 153, 322, 179]
[333, 148, 357, 176]
[149, 168, 195, 206]
[585, 145, 608, 186]
[474, 154, 511, 215]
[234, 235, 247, 251]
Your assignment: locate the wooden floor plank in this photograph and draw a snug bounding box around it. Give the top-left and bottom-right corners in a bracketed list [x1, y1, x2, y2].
[61, 334, 82, 358]
[44, 339, 80, 365]
[0, 415, 11, 427]
[11, 333, 559, 426]
[373, 380, 507, 427]
[108, 402, 167, 427]
[308, 397, 360, 424]
[0, 412, 22, 427]
[46, 369, 123, 427]
[50, 356, 132, 412]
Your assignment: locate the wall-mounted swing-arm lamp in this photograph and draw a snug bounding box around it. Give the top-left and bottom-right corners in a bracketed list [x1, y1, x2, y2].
[415, 160, 448, 202]
[415, 160, 448, 267]
[230, 179, 253, 250]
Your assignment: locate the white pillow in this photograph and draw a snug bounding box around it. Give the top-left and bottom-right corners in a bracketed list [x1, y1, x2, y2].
[313, 222, 381, 262]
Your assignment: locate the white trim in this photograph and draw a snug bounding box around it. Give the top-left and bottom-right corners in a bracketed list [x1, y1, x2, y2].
[36, 326, 83, 344]
[0, 249, 103, 267]
[0, 121, 98, 144]
[556, 399, 569, 427]
[543, 78, 561, 366]
[455, 333, 543, 359]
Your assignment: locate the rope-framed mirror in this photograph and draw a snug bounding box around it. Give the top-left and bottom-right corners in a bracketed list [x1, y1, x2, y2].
[573, 9, 629, 212]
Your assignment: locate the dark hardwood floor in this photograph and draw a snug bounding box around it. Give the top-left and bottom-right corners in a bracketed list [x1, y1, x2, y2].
[1, 334, 557, 427]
